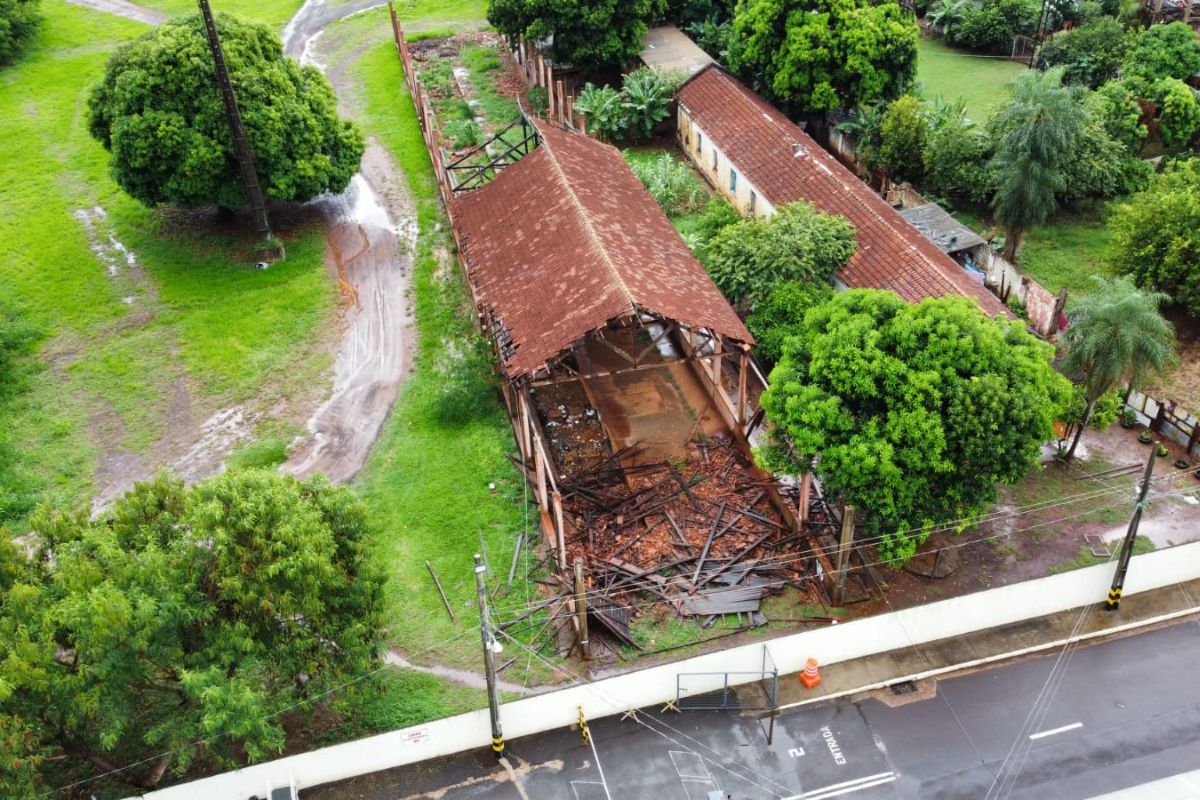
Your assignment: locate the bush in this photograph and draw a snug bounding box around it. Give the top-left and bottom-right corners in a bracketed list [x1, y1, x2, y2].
[870, 95, 931, 183]
[1109, 159, 1200, 315]
[443, 119, 482, 150]
[1123, 22, 1200, 86]
[0, 0, 40, 66]
[922, 110, 993, 203]
[526, 85, 548, 114]
[686, 17, 732, 59]
[950, 0, 1037, 53]
[1037, 17, 1130, 89]
[745, 281, 832, 365]
[704, 201, 857, 308]
[624, 151, 708, 215]
[1061, 110, 1152, 200]
[1154, 78, 1200, 150]
[574, 83, 625, 141]
[1093, 81, 1147, 153]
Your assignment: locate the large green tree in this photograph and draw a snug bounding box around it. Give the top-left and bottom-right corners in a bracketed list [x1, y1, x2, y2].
[1110, 159, 1200, 315]
[0, 471, 383, 792]
[1036, 17, 1130, 89]
[1060, 276, 1176, 460]
[726, 0, 918, 115]
[88, 13, 363, 211]
[703, 200, 857, 309]
[1122, 21, 1200, 87]
[757, 290, 1072, 561]
[0, 0, 40, 66]
[487, 0, 667, 74]
[989, 67, 1086, 260]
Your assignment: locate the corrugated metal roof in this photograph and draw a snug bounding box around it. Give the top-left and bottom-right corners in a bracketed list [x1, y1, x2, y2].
[451, 120, 752, 379]
[639, 26, 715, 77]
[898, 203, 988, 253]
[676, 66, 1010, 317]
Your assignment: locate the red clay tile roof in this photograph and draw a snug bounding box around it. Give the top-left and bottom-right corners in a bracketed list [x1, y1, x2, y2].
[677, 66, 1009, 318]
[451, 120, 753, 379]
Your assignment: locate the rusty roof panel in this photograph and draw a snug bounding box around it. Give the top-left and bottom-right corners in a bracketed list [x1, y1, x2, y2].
[451, 120, 752, 379]
[677, 67, 1010, 318]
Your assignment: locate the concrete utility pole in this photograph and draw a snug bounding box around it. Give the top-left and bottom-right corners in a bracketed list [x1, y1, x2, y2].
[1106, 445, 1156, 611]
[474, 554, 505, 759]
[196, 0, 275, 251]
[835, 505, 855, 606]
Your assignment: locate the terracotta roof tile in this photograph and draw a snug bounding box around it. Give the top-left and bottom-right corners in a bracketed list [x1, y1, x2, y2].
[451, 120, 752, 379]
[677, 67, 1010, 318]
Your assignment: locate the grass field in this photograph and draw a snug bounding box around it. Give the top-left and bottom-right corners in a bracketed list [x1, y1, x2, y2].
[334, 7, 548, 679]
[916, 36, 1025, 122]
[0, 2, 334, 524]
[138, 0, 306, 29]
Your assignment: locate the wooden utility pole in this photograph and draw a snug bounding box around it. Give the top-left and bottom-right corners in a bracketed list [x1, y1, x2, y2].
[835, 505, 855, 606]
[197, 0, 275, 253]
[574, 557, 589, 661]
[1106, 446, 1156, 611]
[474, 554, 505, 759]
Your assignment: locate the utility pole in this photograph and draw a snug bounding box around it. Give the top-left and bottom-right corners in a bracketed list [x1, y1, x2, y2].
[574, 557, 589, 661]
[474, 554, 505, 759]
[1106, 445, 1156, 611]
[196, 0, 276, 254]
[835, 505, 855, 606]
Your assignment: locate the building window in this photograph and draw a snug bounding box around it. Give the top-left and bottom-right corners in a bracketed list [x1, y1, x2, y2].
[730, 170, 738, 192]
[712, 147, 718, 169]
[750, 190, 757, 213]
[696, 131, 703, 153]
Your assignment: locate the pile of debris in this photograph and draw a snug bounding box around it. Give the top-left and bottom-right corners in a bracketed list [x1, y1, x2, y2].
[552, 437, 820, 650]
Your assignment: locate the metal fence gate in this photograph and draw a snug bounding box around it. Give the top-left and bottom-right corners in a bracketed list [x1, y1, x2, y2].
[675, 645, 779, 711]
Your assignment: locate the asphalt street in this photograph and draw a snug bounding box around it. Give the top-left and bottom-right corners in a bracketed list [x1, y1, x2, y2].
[304, 617, 1200, 800]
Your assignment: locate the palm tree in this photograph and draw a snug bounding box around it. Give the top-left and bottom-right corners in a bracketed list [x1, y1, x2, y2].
[1061, 276, 1177, 460]
[989, 67, 1087, 261]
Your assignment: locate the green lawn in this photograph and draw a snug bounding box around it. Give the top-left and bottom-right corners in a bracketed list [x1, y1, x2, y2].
[916, 36, 1025, 122]
[0, 2, 333, 524]
[1018, 206, 1115, 299]
[337, 8, 548, 679]
[138, 0, 306, 29]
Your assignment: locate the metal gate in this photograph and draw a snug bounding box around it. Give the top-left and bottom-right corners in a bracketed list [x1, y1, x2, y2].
[675, 645, 779, 711]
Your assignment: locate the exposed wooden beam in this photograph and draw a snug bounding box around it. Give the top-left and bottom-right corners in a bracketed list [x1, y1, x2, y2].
[529, 350, 743, 387]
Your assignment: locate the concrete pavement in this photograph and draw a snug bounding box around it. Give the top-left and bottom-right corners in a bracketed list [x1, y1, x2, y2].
[304, 591, 1200, 799]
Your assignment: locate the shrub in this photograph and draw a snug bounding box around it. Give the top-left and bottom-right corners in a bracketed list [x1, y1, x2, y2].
[1123, 21, 1200, 85]
[1037, 17, 1130, 89]
[871, 95, 931, 183]
[1154, 77, 1200, 150]
[705, 201, 857, 308]
[1061, 110, 1152, 201]
[950, 0, 1037, 53]
[0, 0, 41, 66]
[624, 151, 708, 215]
[745, 281, 832, 365]
[1093, 80, 1147, 153]
[574, 83, 625, 141]
[922, 110, 993, 203]
[443, 119, 482, 149]
[526, 85, 548, 114]
[226, 438, 289, 470]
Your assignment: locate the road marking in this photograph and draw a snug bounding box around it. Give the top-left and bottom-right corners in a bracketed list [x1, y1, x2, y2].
[788, 747, 806, 758]
[1029, 722, 1084, 740]
[780, 771, 898, 800]
[585, 721, 613, 800]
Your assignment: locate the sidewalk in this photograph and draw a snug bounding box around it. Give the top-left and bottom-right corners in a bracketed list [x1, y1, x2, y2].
[773, 576, 1200, 711]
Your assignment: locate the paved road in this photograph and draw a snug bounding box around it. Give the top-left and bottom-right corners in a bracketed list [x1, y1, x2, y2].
[305, 617, 1200, 799]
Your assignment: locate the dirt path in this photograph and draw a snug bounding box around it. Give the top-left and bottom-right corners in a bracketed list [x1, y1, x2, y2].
[65, 0, 166, 25]
[280, 0, 418, 483]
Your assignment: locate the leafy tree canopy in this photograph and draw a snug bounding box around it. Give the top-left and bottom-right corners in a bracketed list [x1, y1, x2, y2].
[1037, 16, 1130, 89]
[726, 0, 918, 114]
[1122, 21, 1200, 86]
[87, 13, 363, 211]
[0, 0, 41, 66]
[487, 0, 668, 74]
[1110, 160, 1200, 315]
[950, 0, 1037, 53]
[0, 471, 383, 793]
[1092, 80, 1147, 152]
[704, 200, 857, 308]
[863, 95, 930, 183]
[1153, 77, 1200, 150]
[758, 290, 1072, 561]
[745, 280, 832, 365]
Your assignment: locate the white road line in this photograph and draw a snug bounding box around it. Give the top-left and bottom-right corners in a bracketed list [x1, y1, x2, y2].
[780, 771, 898, 800]
[587, 726, 614, 800]
[1029, 722, 1084, 740]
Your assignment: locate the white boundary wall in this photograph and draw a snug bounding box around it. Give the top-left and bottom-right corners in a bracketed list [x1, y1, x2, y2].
[135, 541, 1200, 799]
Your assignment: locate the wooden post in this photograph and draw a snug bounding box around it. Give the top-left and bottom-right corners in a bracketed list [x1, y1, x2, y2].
[574, 557, 589, 660]
[547, 67, 556, 118]
[798, 471, 812, 528]
[835, 505, 855, 605]
[737, 347, 749, 426]
[556, 79, 565, 123]
[566, 95, 574, 128]
[537, 54, 545, 87]
[579, 113, 587, 136]
[553, 491, 567, 571]
[535, 439, 547, 504]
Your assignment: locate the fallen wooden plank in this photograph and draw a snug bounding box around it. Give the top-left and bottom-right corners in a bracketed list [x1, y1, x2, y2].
[425, 560, 456, 623]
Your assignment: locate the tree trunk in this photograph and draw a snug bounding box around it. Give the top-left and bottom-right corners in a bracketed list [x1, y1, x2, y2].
[65, 744, 170, 789]
[1003, 227, 1024, 262]
[1065, 398, 1095, 461]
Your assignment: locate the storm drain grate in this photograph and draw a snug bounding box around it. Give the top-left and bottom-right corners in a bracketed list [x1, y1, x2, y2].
[889, 680, 918, 696]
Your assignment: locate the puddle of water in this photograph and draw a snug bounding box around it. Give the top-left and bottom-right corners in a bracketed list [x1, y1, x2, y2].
[74, 205, 144, 291]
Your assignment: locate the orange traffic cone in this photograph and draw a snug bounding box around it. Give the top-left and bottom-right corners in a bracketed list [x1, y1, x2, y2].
[799, 658, 821, 689]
